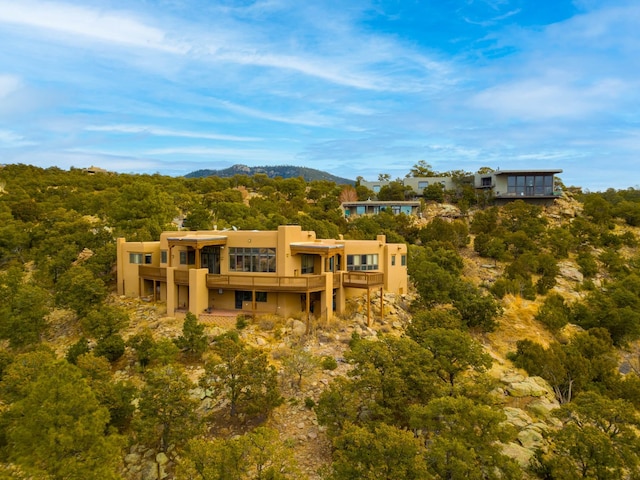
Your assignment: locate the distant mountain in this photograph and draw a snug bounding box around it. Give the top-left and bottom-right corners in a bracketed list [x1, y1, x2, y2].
[185, 164, 355, 185]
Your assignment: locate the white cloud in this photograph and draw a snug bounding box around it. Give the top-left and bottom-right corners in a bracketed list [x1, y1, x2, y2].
[0, 0, 187, 53]
[471, 76, 626, 119]
[0, 129, 36, 147]
[212, 99, 335, 128]
[85, 124, 261, 142]
[0, 74, 20, 98]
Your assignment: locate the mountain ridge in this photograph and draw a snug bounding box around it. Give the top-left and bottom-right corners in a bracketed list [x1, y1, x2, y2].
[184, 164, 355, 185]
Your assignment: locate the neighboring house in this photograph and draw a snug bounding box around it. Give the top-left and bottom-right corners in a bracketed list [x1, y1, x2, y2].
[360, 168, 563, 206]
[362, 177, 455, 194]
[474, 169, 563, 205]
[117, 224, 407, 322]
[341, 200, 421, 218]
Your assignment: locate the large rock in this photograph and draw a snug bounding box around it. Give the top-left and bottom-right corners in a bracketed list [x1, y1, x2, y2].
[527, 397, 560, 418]
[506, 376, 552, 398]
[517, 428, 544, 449]
[291, 320, 306, 336]
[503, 407, 534, 428]
[502, 442, 535, 468]
[141, 462, 159, 480]
[558, 261, 584, 282]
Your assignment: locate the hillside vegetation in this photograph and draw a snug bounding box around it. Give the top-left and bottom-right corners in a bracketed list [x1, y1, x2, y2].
[1, 163, 640, 479]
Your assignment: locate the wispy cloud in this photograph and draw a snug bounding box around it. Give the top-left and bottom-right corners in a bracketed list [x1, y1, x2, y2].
[0, 0, 187, 53]
[85, 124, 261, 142]
[0, 129, 36, 147]
[0, 74, 20, 98]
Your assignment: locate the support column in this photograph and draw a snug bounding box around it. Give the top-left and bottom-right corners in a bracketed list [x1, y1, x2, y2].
[166, 267, 176, 316]
[189, 268, 208, 316]
[367, 288, 371, 327]
[305, 291, 311, 334]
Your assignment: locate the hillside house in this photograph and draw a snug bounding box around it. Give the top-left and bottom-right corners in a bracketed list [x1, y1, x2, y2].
[341, 200, 421, 218]
[360, 168, 563, 206]
[117, 225, 407, 323]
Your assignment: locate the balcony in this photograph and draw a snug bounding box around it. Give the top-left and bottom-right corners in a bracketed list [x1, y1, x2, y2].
[174, 270, 190, 285]
[342, 271, 384, 288]
[138, 266, 167, 281]
[206, 274, 327, 292]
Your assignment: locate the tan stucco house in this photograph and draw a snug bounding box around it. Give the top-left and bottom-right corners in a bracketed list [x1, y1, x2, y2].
[117, 224, 408, 322]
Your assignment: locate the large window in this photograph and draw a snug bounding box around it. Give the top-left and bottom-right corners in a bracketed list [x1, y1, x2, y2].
[506, 175, 554, 196]
[229, 247, 276, 272]
[347, 254, 379, 271]
[301, 254, 315, 274]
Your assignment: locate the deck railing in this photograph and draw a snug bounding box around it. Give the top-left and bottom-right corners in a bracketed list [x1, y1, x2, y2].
[206, 274, 326, 291]
[342, 271, 384, 288]
[138, 266, 167, 281]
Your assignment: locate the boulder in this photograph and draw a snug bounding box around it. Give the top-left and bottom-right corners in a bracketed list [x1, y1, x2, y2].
[558, 261, 584, 283]
[502, 442, 535, 468]
[517, 428, 544, 449]
[141, 462, 159, 480]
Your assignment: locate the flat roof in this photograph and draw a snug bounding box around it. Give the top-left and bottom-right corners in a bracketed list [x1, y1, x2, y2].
[341, 200, 420, 206]
[493, 169, 563, 175]
[167, 235, 228, 241]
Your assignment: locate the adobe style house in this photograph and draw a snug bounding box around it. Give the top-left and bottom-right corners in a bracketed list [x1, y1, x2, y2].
[117, 225, 408, 323]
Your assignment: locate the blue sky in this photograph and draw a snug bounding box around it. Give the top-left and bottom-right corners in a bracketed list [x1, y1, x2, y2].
[1, 0, 639, 190]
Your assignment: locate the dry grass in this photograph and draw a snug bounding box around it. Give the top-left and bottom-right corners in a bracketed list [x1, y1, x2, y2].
[485, 294, 556, 359]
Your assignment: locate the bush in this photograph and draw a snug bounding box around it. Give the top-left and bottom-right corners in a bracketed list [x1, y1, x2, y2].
[236, 315, 249, 330]
[304, 397, 316, 409]
[66, 337, 90, 364]
[321, 356, 338, 371]
[95, 334, 126, 363]
[535, 293, 570, 332]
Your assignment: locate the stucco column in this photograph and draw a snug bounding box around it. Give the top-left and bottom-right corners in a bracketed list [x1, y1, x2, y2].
[189, 268, 209, 316]
[166, 267, 176, 316]
[322, 272, 334, 321]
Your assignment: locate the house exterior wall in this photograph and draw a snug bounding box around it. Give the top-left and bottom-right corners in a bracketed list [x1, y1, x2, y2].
[117, 225, 408, 321]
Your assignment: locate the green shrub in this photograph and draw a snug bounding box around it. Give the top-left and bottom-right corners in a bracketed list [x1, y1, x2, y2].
[95, 334, 126, 363]
[321, 356, 338, 371]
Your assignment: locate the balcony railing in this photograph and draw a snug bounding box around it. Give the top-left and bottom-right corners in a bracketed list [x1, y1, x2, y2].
[138, 266, 167, 281]
[342, 271, 384, 288]
[207, 274, 327, 291]
[174, 270, 190, 285]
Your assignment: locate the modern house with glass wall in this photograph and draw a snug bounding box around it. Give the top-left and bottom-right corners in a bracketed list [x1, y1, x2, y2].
[473, 169, 563, 205]
[117, 224, 408, 323]
[359, 168, 563, 206]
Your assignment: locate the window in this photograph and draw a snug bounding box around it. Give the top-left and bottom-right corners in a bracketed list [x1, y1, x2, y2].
[301, 254, 315, 274]
[418, 181, 428, 189]
[229, 247, 276, 272]
[373, 185, 381, 193]
[180, 250, 195, 265]
[391, 255, 396, 266]
[129, 253, 143, 264]
[256, 292, 267, 302]
[160, 250, 167, 264]
[481, 177, 492, 187]
[346, 254, 379, 271]
[506, 174, 554, 196]
[401, 255, 407, 266]
[237, 290, 267, 302]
